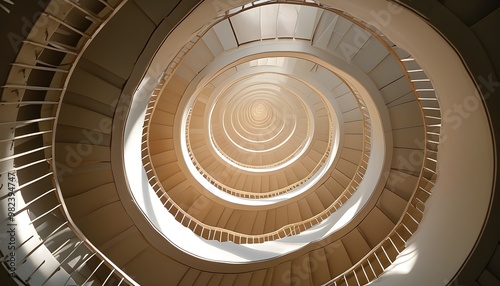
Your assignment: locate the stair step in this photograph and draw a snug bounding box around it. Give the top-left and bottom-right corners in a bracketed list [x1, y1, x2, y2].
[478, 269, 500, 286]
[342, 228, 371, 263]
[358, 207, 396, 247]
[325, 240, 352, 277]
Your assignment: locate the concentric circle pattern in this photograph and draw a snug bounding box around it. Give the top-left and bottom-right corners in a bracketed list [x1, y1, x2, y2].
[144, 51, 374, 241]
[141, 4, 394, 245]
[210, 74, 310, 168]
[201, 73, 313, 170]
[188, 64, 340, 198]
[4, 0, 498, 285]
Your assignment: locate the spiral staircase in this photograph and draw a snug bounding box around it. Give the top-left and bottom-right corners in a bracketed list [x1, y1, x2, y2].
[0, 0, 499, 285]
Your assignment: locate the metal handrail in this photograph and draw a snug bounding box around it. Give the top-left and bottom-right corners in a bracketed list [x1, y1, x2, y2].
[144, 102, 370, 243]
[1, 0, 137, 284]
[140, 0, 374, 244]
[322, 10, 441, 286]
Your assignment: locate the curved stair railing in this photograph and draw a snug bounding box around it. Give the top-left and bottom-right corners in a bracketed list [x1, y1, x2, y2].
[0, 1, 442, 285]
[0, 0, 137, 285]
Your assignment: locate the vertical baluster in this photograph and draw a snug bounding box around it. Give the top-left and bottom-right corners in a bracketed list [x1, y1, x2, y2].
[64, 252, 96, 285]
[29, 204, 61, 225]
[360, 264, 369, 282]
[352, 269, 361, 286]
[343, 275, 349, 286]
[81, 260, 105, 285]
[366, 259, 376, 278]
[40, 240, 86, 285]
[380, 245, 393, 263]
[373, 252, 384, 271]
[25, 260, 46, 284]
[387, 236, 400, 254]
[102, 268, 116, 285]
